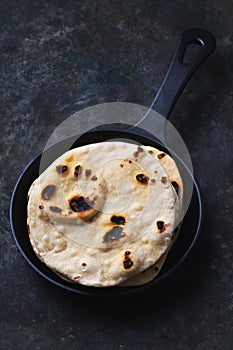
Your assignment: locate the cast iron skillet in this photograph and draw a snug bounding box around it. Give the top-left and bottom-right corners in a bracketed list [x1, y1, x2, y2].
[10, 28, 216, 296]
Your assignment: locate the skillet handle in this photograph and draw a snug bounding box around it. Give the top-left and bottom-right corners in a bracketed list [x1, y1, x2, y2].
[151, 28, 216, 119]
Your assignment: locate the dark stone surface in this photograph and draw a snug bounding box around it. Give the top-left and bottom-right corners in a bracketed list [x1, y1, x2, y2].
[1, 1, 233, 349]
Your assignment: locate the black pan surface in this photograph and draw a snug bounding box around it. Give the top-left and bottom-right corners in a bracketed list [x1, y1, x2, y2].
[10, 28, 215, 296]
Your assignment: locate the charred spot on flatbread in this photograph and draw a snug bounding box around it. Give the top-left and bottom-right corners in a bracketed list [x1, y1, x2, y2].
[171, 181, 179, 195]
[111, 215, 126, 225]
[157, 153, 166, 159]
[41, 185, 56, 200]
[49, 206, 62, 214]
[39, 204, 44, 209]
[156, 221, 167, 233]
[74, 165, 82, 178]
[123, 256, 134, 269]
[103, 226, 125, 243]
[151, 178, 156, 183]
[133, 146, 144, 158]
[123, 251, 133, 269]
[148, 150, 153, 154]
[82, 262, 87, 267]
[91, 175, 97, 181]
[85, 169, 91, 177]
[136, 173, 149, 184]
[56, 165, 68, 174]
[161, 176, 168, 185]
[69, 196, 94, 213]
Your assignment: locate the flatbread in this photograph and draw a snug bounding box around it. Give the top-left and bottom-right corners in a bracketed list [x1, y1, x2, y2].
[120, 146, 183, 286]
[27, 142, 179, 287]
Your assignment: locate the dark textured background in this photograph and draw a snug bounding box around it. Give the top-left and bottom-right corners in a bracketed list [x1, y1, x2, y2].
[1, 1, 233, 349]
